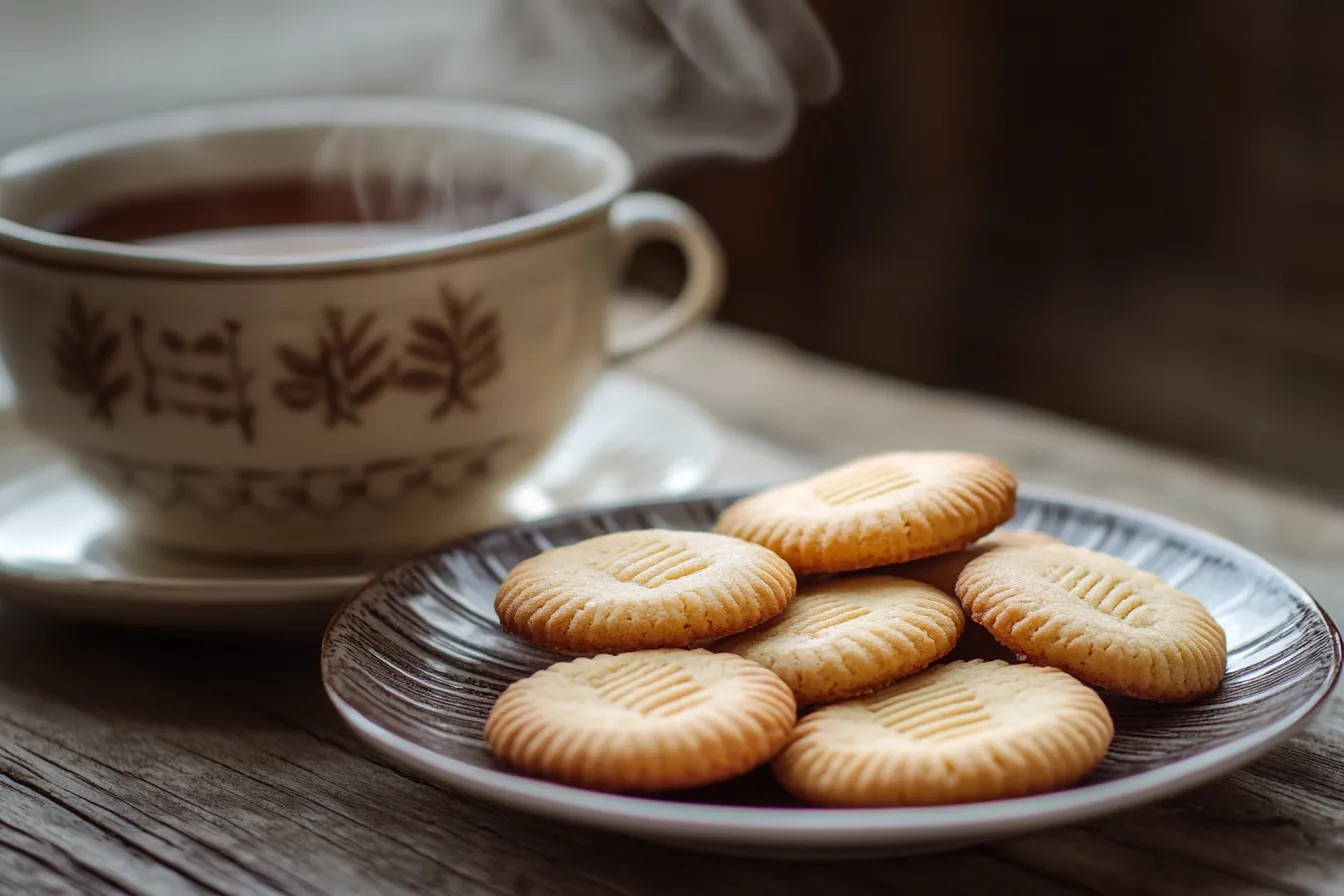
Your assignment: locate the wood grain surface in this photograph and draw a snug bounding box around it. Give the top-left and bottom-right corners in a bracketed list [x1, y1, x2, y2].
[0, 301, 1341, 895]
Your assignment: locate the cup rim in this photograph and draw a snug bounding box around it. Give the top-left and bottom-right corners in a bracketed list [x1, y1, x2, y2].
[0, 95, 635, 275]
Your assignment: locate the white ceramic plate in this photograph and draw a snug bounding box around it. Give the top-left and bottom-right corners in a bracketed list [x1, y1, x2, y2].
[0, 371, 720, 628]
[321, 486, 1342, 857]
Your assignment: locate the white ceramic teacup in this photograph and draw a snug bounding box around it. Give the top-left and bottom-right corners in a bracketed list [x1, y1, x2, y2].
[0, 97, 724, 557]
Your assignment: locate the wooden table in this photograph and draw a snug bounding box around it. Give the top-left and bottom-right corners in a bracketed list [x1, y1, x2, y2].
[2, 304, 1341, 895]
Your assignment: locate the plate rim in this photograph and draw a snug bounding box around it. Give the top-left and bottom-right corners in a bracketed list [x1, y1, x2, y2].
[320, 482, 1343, 848]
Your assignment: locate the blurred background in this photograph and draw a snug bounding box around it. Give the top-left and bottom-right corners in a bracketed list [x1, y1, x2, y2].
[2, 0, 1341, 497]
[642, 0, 1344, 499]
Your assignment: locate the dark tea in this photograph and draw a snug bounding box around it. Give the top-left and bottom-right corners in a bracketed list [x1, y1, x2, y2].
[38, 175, 552, 257]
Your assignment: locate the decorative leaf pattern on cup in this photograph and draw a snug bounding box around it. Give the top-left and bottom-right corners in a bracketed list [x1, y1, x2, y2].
[398, 284, 504, 419]
[49, 291, 132, 425]
[130, 317, 258, 443]
[47, 280, 504, 436]
[273, 308, 397, 428]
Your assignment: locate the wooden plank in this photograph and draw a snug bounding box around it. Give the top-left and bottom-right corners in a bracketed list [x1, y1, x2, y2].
[2, 611, 1340, 896]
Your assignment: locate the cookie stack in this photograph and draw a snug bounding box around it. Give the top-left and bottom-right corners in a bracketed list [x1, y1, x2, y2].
[484, 451, 1228, 807]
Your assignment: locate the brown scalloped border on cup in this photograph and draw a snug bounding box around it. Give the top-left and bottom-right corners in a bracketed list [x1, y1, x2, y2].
[69, 435, 519, 519]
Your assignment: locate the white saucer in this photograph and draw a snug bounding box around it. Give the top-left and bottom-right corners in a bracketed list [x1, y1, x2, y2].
[0, 371, 721, 628]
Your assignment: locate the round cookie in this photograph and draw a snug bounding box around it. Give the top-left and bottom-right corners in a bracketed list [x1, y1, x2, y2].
[772, 659, 1114, 806]
[899, 529, 1062, 595]
[494, 529, 796, 654]
[957, 544, 1227, 701]
[485, 649, 797, 792]
[715, 574, 964, 705]
[714, 452, 1018, 574]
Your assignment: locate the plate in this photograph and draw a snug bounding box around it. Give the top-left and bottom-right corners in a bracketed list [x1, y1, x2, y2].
[0, 371, 720, 628]
[320, 485, 1342, 857]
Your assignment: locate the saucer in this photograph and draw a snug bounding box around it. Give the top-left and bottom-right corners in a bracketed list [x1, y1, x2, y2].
[0, 371, 720, 628]
[322, 486, 1341, 857]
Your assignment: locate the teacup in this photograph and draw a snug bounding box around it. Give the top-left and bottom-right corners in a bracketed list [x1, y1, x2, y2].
[0, 97, 724, 557]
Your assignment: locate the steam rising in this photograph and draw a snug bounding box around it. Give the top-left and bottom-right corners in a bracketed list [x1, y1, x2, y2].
[0, 0, 840, 173]
[405, 0, 842, 172]
[314, 0, 841, 226]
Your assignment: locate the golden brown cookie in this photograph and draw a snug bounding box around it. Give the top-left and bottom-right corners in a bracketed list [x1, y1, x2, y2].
[715, 574, 964, 705]
[900, 529, 1062, 594]
[957, 544, 1227, 701]
[494, 529, 796, 654]
[485, 649, 796, 792]
[714, 452, 1018, 574]
[772, 659, 1114, 806]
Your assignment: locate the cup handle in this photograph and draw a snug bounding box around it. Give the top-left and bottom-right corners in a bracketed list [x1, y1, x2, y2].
[606, 192, 726, 363]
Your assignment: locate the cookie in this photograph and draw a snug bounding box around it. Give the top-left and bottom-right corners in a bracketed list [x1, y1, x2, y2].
[714, 452, 1017, 574]
[494, 529, 796, 654]
[772, 659, 1114, 806]
[957, 544, 1227, 701]
[715, 574, 964, 705]
[900, 529, 1062, 594]
[485, 649, 796, 792]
